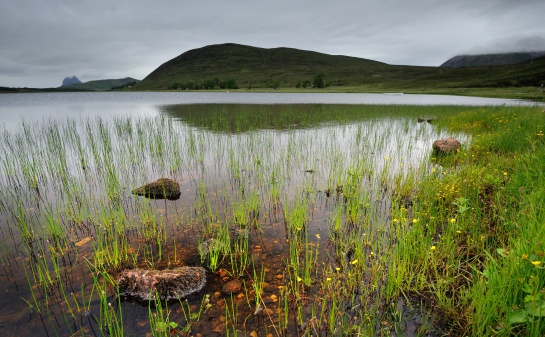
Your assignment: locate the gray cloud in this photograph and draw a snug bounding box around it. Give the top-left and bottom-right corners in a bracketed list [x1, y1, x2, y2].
[1, 0, 544, 87]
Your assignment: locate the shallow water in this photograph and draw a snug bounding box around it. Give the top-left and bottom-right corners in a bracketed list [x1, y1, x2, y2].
[0, 91, 540, 128]
[0, 97, 479, 336]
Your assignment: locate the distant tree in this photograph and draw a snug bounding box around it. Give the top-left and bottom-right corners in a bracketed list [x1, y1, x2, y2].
[167, 83, 180, 90]
[296, 82, 301, 88]
[313, 73, 325, 88]
[223, 78, 239, 89]
[202, 79, 216, 90]
[266, 80, 280, 89]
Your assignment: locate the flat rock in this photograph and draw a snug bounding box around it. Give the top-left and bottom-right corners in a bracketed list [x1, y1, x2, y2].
[432, 137, 461, 155]
[222, 279, 242, 294]
[117, 267, 206, 301]
[132, 177, 181, 200]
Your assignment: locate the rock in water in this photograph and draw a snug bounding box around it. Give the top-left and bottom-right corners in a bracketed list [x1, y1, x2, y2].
[222, 279, 242, 294]
[132, 177, 181, 200]
[117, 267, 206, 301]
[432, 137, 461, 155]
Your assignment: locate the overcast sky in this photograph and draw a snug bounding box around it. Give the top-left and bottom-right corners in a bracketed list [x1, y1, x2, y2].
[1, 0, 544, 88]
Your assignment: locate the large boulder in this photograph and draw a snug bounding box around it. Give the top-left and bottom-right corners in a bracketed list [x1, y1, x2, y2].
[432, 137, 461, 155]
[117, 267, 206, 301]
[132, 177, 181, 200]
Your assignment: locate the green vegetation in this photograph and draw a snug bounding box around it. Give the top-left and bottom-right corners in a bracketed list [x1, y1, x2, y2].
[1, 104, 545, 335]
[134, 43, 545, 98]
[167, 78, 239, 90]
[392, 106, 545, 335]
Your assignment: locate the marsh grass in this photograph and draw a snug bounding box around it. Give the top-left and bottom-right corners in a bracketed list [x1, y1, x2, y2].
[0, 104, 543, 336]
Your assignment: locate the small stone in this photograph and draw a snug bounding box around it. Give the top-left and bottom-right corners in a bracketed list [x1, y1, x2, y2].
[200, 238, 223, 256]
[222, 279, 242, 294]
[237, 293, 245, 299]
[269, 294, 278, 302]
[275, 274, 283, 280]
[249, 331, 258, 337]
[75, 236, 92, 247]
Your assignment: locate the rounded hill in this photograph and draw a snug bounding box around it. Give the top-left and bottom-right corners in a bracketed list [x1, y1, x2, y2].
[136, 43, 391, 90]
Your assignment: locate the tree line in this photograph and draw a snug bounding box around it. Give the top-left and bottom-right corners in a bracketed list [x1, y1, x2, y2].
[168, 78, 239, 90]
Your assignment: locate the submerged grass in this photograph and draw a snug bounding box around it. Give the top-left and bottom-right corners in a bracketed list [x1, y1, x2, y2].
[0, 104, 543, 336]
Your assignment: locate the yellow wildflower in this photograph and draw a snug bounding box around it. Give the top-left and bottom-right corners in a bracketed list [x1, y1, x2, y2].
[531, 261, 542, 266]
[430, 246, 436, 251]
[521, 254, 528, 260]
[350, 259, 358, 265]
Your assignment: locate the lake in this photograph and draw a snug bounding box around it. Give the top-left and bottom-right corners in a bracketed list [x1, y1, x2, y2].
[0, 91, 539, 129]
[0, 92, 541, 336]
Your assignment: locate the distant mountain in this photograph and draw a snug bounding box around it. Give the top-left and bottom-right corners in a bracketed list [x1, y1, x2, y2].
[61, 77, 140, 91]
[440, 51, 545, 68]
[61, 76, 82, 87]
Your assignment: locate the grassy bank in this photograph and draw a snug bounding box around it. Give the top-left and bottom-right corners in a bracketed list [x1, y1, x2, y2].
[388, 106, 545, 335]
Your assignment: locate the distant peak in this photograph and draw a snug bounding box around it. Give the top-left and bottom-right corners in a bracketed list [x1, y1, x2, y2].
[61, 76, 82, 87]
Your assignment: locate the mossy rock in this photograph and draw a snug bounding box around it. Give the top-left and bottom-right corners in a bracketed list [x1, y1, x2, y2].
[432, 137, 461, 156]
[117, 267, 206, 301]
[132, 177, 181, 200]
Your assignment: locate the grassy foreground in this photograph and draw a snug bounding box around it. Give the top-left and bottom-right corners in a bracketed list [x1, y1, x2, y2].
[1, 104, 544, 336]
[390, 106, 545, 335]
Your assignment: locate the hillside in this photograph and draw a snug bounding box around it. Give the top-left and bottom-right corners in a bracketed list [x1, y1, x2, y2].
[441, 51, 545, 68]
[135, 43, 545, 91]
[135, 43, 442, 90]
[62, 77, 140, 91]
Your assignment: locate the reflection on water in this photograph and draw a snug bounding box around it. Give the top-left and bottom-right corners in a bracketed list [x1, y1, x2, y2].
[0, 103, 469, 336]
[1, 91, 539, 129]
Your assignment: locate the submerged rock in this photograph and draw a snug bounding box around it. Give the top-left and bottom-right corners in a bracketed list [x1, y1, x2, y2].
[132, 177, 181, 200]
[117, 267, 206, 301]
[418, 117, 435, 123]
[199, 238, 229, 256]
[432, 137, 461, 155]
[222, 279, 242, 294]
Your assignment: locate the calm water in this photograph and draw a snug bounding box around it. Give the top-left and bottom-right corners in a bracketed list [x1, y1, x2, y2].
[0, 91, 539, 129]
[0, 92, 531, 336]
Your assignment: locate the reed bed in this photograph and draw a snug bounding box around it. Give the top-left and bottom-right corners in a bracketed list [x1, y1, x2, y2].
[0, 104, 542, 336]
